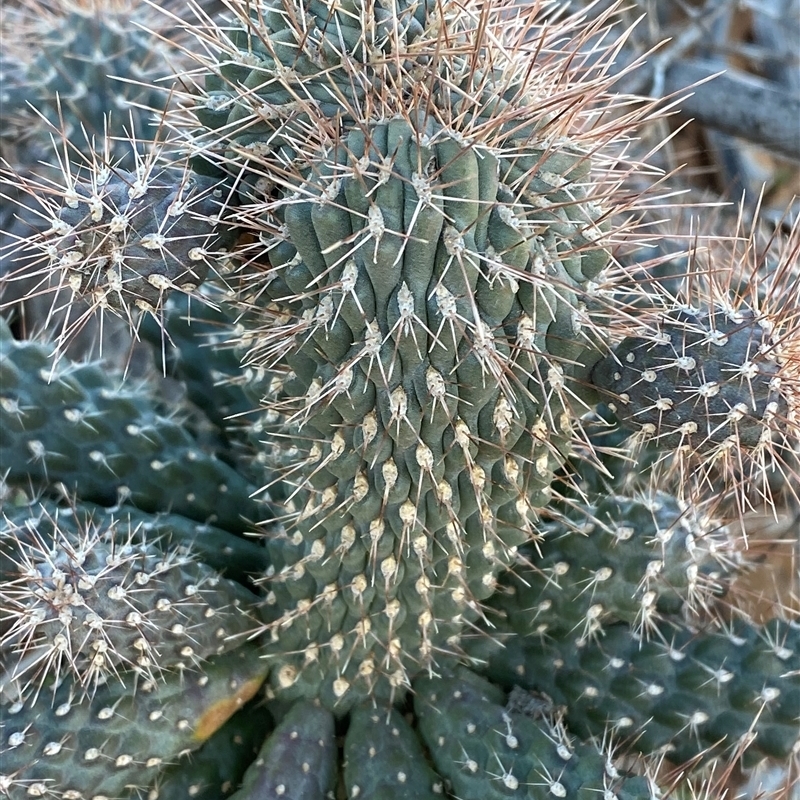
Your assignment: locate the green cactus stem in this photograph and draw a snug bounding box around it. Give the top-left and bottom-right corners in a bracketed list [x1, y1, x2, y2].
[478, 617, 800, 768]
[0, 497, 270, 585]
[489, 491, 737, 641]
[344, 703, 444, 799]
[0, 1, 187, 169]
[0, 644, 269, 800]
[414, 667, 656, 799]
[0, 317, 262, 531]
[228, 700, 337, 799]
[0, 504, 262, 697]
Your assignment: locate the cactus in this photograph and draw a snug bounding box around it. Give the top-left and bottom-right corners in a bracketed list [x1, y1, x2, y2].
[0, 0, 199, 306]
[0, 1, 185, 169]
[146, 702, 273, 800]
[488, 491, 737, 641]
[0, 645, 268, 800]
[476, 617, 800, 768]
[228, 700, 337, 799]
[1, 497, 270, 584]
[0, 317, 262, 530]
[0, 503, 262, 696]
[1, 0, 799, 797]
[344, 704, 443, 799]
[414, 667, 655, 799]
[589, 221, 800, 513]
[176, 0, 638, 711]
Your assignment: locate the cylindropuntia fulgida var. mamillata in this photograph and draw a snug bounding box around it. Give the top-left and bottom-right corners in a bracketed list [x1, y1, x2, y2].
[1, 0, 799, 798]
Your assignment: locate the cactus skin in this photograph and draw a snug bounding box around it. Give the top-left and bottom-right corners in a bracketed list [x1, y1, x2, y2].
[344, 704, 443, 799]
[590, 306, 793, 483]
[0, 644, 268, 800]
[146, 702, 273, 800]
[2, 0, 799, 796]
[0, 317, 261, 531]
[489, 491, 734, 641]
[478, 618, 800, 768]
[139, 291, 254, 437]
[592, 306, 784, 445]
[37, 167, 235, 315]
[228, 700, 337, 800]
[0, 506, 262, 695]
[0, 498, 269, 585]
[414, 667, 655, 799]
[242, 107, 612, 712]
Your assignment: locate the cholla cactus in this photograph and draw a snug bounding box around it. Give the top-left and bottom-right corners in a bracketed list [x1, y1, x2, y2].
[0, 0, 798, 798]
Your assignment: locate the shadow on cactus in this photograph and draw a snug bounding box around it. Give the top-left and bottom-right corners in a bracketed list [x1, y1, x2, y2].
[0, 0, 798, 798]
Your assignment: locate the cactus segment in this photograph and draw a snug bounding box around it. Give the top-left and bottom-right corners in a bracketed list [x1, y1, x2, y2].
[344, 704, 443, 799]
[0, 2, 183, 168]
[146, 702, 273, 800]
[139, 291, 254, 436]
[0, 319, 262, 531]
[490, 492, 735, 640]
[238, 107, 616, 712]
[0, 498, 269, 585]
[479, 618, 800, 767]
[228, 700, 337, 800]
[591, 306, 786, 449]
[35, 168, 234, 315]
[0, 503, 262, 696]
[414, 667, 656, 799]
[590, 305, 797, 497]
[0, 645, 269, 800]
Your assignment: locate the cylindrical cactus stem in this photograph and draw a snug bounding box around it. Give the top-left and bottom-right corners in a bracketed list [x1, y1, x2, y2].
[228, 700, 337, 799]
[477, 617, 800, 768]
[0, 505, 263, 698]
[414, 667, 656, 799]
[489, 491, 738, 641]
[160, 0, 680, 717]
[591, 305, 786, 451]
[344, 703, 444, 799]
[0, 644, 269, 800]
[241, 104, 620, 711]
[0, 317, 262, 531]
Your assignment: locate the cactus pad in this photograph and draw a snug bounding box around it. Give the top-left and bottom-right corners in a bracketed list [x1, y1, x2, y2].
[480, 618, 800, 767]
[344, 704, 443, 799]
[0, 645, 269, 799]
[591, 305, 799, 503]
[0, 319, 261, 530]
[0, 506, 261, 695]
[228, 700, 337, 799]
[414, 667, 655, 799]
[490, 491, 736, 640]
